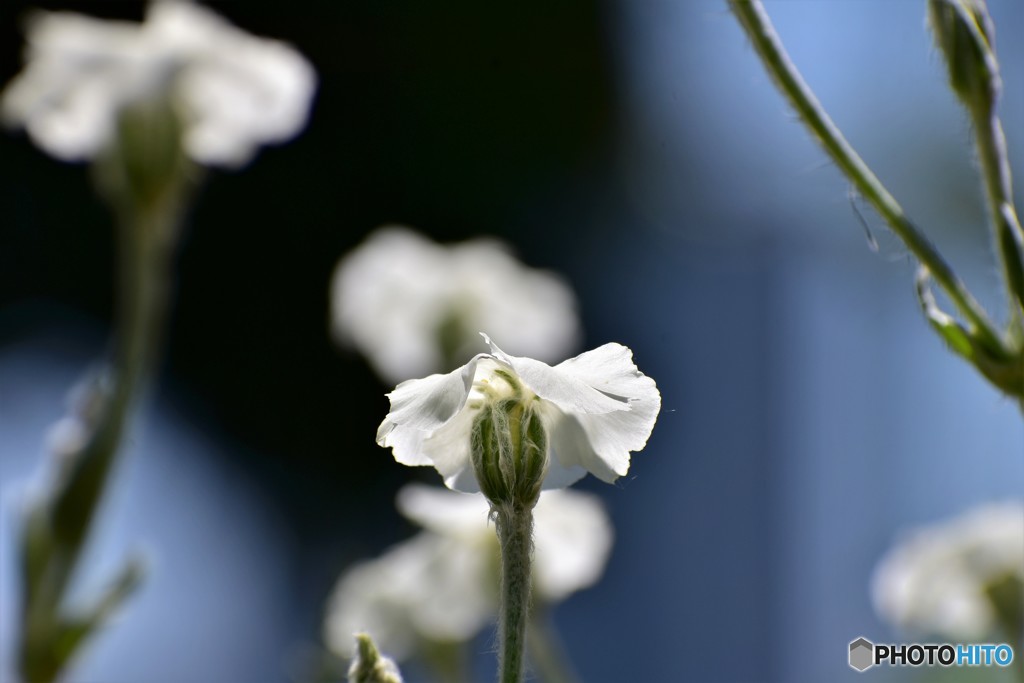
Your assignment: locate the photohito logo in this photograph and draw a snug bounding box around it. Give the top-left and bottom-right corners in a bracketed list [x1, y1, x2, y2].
[848, 637, 1015, 672]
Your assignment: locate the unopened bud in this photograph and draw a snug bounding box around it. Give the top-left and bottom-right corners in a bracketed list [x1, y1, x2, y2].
[928, 0, 1000, 113]
[348, 633, 403, 683]
[471, 391, 547, 510]
[93, 94, 192, 220]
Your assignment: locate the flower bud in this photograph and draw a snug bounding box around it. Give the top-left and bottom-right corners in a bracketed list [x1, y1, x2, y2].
[470, 390, 548, 510]
[93, 95, 192, 218]
[928, 0, 1000, 114]
[348, 633, 404, 683]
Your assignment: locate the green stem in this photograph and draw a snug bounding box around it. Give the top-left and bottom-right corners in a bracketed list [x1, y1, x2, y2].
[970, 101, 1024, 326]
[527, 605, 581, 683]
[18, 193, 180, 683]
[495, 502, 534, 683]
[728, 0, 1005, 352]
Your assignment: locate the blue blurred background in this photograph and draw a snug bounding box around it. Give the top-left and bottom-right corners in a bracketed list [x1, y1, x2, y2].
[1, 1, 1022, 682]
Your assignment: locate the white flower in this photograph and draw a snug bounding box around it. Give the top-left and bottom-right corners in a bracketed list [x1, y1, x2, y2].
[871, 501, 1024, 640]
[2, 1, 316, 167]
[330, 226, 581, 384]
[325, 532, 491, 661]
[323, 484, 613, 659]
[376, 334, 660, 492]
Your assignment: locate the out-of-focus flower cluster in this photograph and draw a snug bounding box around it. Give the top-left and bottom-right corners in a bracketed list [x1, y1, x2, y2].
[323, 484, 613, 661]
[872, 501, 1024, 641]
[2, 1, 316, 167]
[331, 226, 581, 385]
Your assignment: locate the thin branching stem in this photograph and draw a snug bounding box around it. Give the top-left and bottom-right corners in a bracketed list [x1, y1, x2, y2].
[728, 0, 1005, 353]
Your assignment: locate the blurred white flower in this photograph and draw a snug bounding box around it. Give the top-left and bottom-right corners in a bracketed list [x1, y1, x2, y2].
[330, 226, 581, 384]
[397, 484, 614, 601]
[2, 1, 316, 166]
[323, 484, 613, 659]
[872, 501, 1024, 640]
[377, 333, 660, 492]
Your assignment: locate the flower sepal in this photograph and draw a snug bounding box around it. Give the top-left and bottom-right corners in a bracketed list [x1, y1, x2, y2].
[470, 389, 547, 510]
[93, 95, 193, 220]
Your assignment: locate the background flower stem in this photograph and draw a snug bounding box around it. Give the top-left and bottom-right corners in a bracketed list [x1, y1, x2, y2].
[527, 604, 581, 683]
[495, 502, 533, 683]
[969, 99, 1024, 332]
[18, 176, 183, 683]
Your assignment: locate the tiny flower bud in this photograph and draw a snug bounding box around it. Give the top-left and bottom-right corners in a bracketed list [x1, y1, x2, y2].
[348, 633, 404, 683]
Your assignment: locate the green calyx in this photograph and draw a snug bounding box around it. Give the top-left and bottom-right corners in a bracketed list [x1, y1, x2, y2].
[928, 0, 1000, 114]
[93, 96, 195, 226]
[470, 373, 548, 510]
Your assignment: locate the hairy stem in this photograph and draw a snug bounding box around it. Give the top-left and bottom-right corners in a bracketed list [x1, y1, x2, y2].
[971, 102, 1024, 326]
[728, 0, 1005, 352]
[495, 502, 533, 683]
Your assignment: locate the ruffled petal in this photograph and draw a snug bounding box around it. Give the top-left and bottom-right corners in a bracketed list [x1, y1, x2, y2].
[543, 362, 660, 483]
[376, 402, 478, 490]
[418, 405, 481, 493]
[376, 355, 482, 437]
[482, 334, 627, 415]
[553, 342, 658, 407]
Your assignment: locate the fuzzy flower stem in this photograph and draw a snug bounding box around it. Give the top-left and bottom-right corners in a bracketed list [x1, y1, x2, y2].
[728, 0, 1005, 355]
[495, 502, 534, 683]
[972, 103, 1024, 322]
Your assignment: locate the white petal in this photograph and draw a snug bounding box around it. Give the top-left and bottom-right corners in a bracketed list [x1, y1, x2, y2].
[331, 227, 452, 383]
[376, 357, 491, 492]
[4, 2, 315, 166]
[545, 408, 621, 483]
[540, 457, 588, 490]
[323, 532, 493, 660]
[451, 242, 581, 364]
[533, 490, 614, 600]
[553, 342, 658, 406]
[323, 552, 418, 660]
[537, 344, 660, 483]
[871, 501, 1023, 640]
[396, 484, 490, 537]
[482, 334, 628, 415]
[418, 405, 481, 493]
[1, 11, 146, 160]
[376, 356, 481, 436]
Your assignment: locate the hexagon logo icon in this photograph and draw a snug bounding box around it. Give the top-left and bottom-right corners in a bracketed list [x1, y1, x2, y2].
[849, 637, 875, 672]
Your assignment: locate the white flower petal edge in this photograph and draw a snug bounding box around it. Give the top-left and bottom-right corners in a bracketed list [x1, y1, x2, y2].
[377, 333, 660, 492]
[482, 334, 630, 415]
[376, 355, 483, 436]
